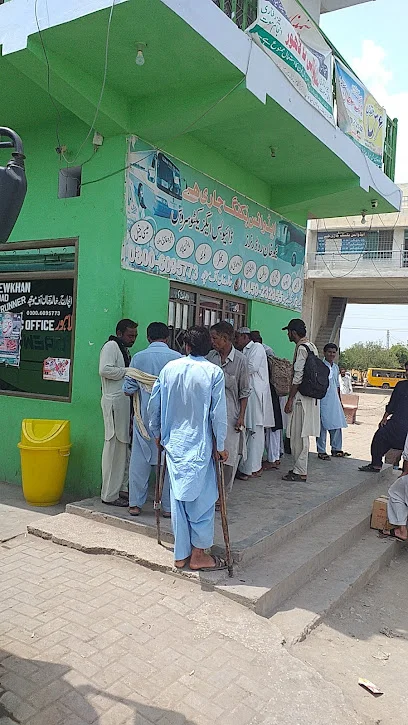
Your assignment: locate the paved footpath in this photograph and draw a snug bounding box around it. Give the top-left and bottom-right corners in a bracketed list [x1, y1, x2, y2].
[0, 529, 367, 725]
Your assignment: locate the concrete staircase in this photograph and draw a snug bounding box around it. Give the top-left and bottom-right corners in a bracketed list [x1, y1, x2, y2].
[315, 296, 347, 355]
[211, 472, 398, 642]
[27, 467, 400, 644]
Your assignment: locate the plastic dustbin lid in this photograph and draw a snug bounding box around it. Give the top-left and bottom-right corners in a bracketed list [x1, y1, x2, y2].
[21, 419, 70, 447]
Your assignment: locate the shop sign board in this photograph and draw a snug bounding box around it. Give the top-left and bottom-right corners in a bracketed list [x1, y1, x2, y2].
[122, 138, 306, 312]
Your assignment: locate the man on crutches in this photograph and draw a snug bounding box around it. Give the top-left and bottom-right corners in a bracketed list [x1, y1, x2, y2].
[148, 326, 230, 572]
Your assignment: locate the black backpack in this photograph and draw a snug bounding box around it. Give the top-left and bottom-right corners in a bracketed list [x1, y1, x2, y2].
[298, 344, 330, 399]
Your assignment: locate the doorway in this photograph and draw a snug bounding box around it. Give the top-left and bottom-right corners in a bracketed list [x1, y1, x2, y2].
[168, 284, 247, 353]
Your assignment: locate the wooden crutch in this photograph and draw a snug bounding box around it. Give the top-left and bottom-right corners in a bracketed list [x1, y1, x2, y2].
[214, 453, 234, 578]
[154, 447, 166, 545]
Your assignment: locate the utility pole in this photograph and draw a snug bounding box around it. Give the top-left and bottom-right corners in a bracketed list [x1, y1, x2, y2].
[386, 330, 390, 349]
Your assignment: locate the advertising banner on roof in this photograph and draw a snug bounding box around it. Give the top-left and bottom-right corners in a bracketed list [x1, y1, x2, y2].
[335, 59, 386, 168]
[121, 138, 306, 312]
[246, 0, 334, 123]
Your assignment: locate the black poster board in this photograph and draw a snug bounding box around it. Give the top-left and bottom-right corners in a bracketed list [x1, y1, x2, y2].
[0, 277, 74, 398]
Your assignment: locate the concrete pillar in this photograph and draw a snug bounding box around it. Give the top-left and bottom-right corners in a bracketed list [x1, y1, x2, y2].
[299, 0, 321, 23]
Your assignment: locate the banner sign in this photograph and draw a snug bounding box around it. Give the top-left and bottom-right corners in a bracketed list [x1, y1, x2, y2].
[246, 0, 334, 122]
[335, 59, 386, 168]
[317, 230, 368, 254]
[0, 278, 74, 395]
[122, 138, 306, 312]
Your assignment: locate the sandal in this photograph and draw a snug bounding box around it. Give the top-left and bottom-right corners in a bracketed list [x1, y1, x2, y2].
[332, 451, 351, 458]
[380, 528, 407, 542]
[102, 498, 129, 508]
[282, 472, 307, 482]
[162, 511, 171, 519]
[359, 464, 381, 473]
[235, 472, 249, 481]
[263, 461, 280, 470]
[128, 506, 142, 516]
[318, 453, 331, 461]
[190, 555, 228, 572]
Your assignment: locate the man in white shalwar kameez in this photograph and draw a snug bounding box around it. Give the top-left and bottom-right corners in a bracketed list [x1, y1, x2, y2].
[99, 319, 138, 506]
[317, 343, 348, 460]
[123, 322, 182, 516]
[235, 328, 274, 479]
[282, 319, 320, 482]
[379, 433, 408, 541]
[148, 326, 228, 571]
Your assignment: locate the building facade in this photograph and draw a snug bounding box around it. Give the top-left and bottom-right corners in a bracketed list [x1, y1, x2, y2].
[0, 0, 400, 496]
[304, 184, 408, 353]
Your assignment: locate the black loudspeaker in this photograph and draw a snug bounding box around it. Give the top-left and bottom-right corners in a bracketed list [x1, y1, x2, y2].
[0, 127, 27, 243]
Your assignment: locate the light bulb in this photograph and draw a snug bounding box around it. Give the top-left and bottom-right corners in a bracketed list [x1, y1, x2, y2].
[361, 210, 367, 224]
[136, 49, 145, 66]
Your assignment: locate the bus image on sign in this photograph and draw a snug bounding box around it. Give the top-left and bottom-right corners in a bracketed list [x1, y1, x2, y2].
[367, 368, 407, 389]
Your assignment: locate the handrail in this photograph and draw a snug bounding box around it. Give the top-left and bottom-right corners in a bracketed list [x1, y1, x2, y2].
[211, 0, 397, 182]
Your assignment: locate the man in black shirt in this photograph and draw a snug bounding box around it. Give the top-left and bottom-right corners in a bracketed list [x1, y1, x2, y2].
[360, 363, 408, 472]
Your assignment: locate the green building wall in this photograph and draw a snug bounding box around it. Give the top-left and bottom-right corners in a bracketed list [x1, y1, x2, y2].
[0, 120, 301, 496]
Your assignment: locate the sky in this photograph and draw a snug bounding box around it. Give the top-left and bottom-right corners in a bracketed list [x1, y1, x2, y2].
[320, 1, 407, 349]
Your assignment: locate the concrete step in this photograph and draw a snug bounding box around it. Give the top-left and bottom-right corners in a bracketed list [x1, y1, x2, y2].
[231, 466, 394, 566]
[212, 475, 396, 618]
[270, 531, 398, 645]
[65, 467, 393, 568]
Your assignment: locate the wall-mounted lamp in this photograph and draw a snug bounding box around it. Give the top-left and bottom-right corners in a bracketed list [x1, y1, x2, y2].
[136, 43, 147, 66]
[361, 209, 367, 224]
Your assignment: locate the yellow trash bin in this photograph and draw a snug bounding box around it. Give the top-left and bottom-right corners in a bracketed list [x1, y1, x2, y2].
[18, 419, 71, 506]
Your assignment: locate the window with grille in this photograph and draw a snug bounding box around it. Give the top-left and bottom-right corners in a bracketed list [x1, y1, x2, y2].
[363, 230, 393, 259]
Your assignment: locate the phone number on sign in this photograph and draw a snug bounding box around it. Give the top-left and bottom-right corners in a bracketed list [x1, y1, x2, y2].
[126, 246, 199, 281]
[241, 279, 289, 304]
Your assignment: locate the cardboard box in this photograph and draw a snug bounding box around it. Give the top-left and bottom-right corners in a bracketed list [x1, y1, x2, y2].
[371, 496, 391, 530]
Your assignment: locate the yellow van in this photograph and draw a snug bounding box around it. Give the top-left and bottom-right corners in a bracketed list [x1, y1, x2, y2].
[367, 368, 406, 389]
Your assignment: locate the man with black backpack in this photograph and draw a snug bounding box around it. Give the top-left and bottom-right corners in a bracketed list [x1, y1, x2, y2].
[281, 319, 329, 482]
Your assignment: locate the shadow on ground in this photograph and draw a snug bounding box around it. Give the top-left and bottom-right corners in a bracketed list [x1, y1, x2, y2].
[0, 647, 195, 724]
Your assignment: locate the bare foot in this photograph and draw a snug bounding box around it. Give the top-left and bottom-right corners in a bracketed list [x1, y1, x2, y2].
[189, 548, 218, 570]
[382, 526, 408, 541]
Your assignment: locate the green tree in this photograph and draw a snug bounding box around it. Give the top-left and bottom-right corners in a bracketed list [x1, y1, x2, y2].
[390, 344, 408, 367]
[339, 342, 400, 372]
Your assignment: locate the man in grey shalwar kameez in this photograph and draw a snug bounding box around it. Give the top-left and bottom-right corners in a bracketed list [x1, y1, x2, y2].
[208, 322, 250, 495]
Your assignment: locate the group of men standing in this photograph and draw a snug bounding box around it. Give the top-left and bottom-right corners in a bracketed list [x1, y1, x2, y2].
[98, 318, 292, 569]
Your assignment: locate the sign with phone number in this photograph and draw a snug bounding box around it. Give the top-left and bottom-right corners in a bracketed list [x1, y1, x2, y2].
[122, 139, 305, 311]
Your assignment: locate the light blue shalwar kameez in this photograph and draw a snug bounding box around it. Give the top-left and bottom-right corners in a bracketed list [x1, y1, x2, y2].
[147, 355, 227, 561]
[123, 342, 182, 511]
[316, 360, 348, 454]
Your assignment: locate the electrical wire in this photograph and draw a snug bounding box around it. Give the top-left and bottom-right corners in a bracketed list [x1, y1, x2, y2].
[34, 0, 63, 150]
[34, 0, 116, 166]
[82, 42, 253, 187]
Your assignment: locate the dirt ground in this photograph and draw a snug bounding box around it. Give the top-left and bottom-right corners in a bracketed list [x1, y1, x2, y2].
[294, 389, 408, 725]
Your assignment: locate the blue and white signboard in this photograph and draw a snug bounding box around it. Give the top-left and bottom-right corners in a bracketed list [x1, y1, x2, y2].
[121, 138, 306, 311]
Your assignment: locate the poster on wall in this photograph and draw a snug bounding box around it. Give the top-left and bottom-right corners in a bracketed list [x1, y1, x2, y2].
[43, 357, 71, 383]
[335, 59, 386, 168]
[317, 230, 368, 254]
[0, 312, 23, 366]
[121, 138, 306, 312]
[245, 0, 334, 123]
[0, 278, 74, 395]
